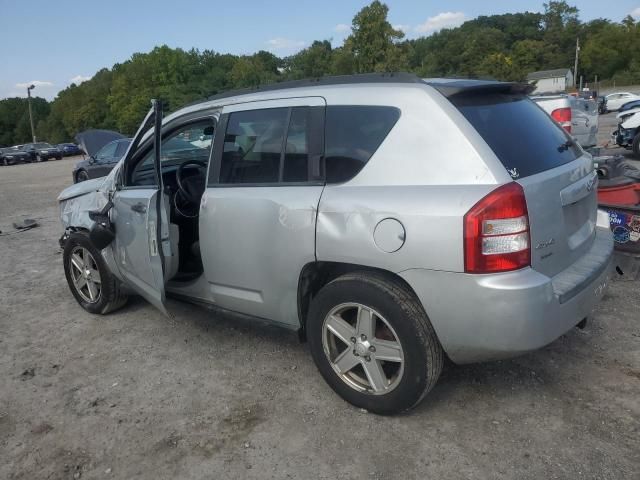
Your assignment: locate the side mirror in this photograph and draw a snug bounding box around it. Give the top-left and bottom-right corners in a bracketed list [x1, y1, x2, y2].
[89, 155, 96, 164]
[89, 201, 115, 250]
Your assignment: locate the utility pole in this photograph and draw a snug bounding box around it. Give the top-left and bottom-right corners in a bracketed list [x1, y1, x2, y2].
[573, 37, 580, 88]
[27, 84, 36, 142]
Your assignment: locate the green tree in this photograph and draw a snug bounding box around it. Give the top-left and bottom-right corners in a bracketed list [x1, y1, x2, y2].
[285, 40, 333, 79]
[348, 1, 407, 72]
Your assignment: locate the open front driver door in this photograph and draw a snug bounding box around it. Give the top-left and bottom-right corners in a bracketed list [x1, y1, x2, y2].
[111, 100, 171, 315]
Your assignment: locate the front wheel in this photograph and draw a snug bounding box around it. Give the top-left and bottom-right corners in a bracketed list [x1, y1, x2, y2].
[75, 170, 89, 182]
[632, 132, 640, 159]
[36, 154, 42, 163]
[63, 231, 127, 314]
[307, 272, 443, 415]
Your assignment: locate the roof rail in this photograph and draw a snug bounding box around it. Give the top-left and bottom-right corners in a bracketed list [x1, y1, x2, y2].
[202, 72, 423, 103]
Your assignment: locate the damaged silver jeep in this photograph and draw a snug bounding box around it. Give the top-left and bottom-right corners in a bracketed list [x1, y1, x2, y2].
[58, 74, 613, 414]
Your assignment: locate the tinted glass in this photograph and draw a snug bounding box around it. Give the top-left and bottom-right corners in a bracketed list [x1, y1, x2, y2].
[283, 107, 309, 182]
[324, 106, 400, 183]
[221, 108, 287, 184]
[450, 94, 581, 178]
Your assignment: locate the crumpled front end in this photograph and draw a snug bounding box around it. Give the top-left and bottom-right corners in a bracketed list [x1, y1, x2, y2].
[59, 190, 110, 233]
[58, 176, 112, 248]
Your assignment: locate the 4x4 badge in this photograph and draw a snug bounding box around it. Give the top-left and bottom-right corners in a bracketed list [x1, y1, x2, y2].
[535, 238, 555, 249]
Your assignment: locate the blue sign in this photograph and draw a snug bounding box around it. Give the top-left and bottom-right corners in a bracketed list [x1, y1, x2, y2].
[608, 210, 627, 226]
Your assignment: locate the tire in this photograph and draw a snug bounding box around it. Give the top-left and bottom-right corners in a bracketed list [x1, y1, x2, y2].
[56, 155, 62, 160]
[632, 132, 640, 159]
[63, 231, 128, 314]
[307, 271, 443, 415]
[36, 154, 42, 163]
[75, 170, 89, 182]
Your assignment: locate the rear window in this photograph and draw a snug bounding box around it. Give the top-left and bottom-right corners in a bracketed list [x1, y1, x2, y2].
[450, 93, 581, 178]
[325, 106, 400, 183]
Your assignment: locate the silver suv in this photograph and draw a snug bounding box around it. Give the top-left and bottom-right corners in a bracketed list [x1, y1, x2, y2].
[58, 74, 613, 414]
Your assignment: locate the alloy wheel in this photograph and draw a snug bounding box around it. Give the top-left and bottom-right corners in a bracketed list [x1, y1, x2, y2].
[322, 302, 404, 395]
[69, 246, 102, 303]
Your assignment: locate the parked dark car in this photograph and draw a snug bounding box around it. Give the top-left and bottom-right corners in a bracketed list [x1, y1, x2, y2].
[22, 142, 62, 162]
[598, 96, 607, 114]
[57, 143, 84, 156]
[619, 99, 640, 113]
[0, 146, 32, 165]
[73, 132, 131, 182]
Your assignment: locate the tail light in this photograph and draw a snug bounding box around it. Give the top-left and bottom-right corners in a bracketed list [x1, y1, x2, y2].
[551, 107, 572, 133]
[464, 182, 530, 274]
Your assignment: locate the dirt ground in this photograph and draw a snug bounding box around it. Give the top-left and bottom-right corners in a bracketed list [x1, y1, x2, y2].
[1, 121, 639, 479]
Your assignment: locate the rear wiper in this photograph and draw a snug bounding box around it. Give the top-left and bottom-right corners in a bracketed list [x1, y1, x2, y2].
[557, 140, 573, 152]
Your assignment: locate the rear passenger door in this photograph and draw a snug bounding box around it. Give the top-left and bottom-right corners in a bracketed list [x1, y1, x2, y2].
[200, 97, 325, 327]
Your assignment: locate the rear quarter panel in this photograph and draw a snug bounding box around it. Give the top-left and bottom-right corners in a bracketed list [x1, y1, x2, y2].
[316, 84, 511, 273]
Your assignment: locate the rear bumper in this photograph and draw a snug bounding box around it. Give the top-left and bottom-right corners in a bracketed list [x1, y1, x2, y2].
[400, 222, 613, 364]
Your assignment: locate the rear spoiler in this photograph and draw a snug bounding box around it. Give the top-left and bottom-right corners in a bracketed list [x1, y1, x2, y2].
[424, 80, 535, 97]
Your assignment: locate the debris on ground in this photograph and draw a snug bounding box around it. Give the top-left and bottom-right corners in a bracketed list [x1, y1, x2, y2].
[31, 422, 53, 434]
[12, 219, 39, 230]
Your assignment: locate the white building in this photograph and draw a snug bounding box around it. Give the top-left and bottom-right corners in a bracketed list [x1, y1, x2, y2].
[526, 69, 574, 94]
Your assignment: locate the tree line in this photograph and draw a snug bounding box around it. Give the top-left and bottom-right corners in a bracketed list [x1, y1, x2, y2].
[1, 1, 638, 147]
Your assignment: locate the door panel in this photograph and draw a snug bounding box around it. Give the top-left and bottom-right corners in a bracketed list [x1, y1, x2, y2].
[112, 188, 168, 314]
[199, 186, 323, 326]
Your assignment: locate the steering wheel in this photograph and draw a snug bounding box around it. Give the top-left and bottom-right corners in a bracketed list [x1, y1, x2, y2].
[176, 160, 207, 204]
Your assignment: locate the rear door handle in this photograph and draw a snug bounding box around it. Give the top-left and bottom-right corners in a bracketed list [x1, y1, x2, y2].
[131, 203, 147, 214]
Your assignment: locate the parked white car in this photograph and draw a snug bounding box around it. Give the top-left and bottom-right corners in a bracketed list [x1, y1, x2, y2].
[605, 92, 640, 112]
[614, 106, 640, 156]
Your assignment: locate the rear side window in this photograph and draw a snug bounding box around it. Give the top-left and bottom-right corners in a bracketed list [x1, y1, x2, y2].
[324, 106, 400, 183]
[450, 94, 581, 178]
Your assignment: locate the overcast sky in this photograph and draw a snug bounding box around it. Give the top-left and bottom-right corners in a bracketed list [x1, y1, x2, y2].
[1, 0, 639, 101]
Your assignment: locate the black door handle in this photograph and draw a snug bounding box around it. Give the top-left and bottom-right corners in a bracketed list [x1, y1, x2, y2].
[131, 203, 147, 214]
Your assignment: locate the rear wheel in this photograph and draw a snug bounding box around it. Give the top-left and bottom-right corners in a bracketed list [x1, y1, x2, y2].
[63, 231, 127, 314]
[307, 272, 443, 415]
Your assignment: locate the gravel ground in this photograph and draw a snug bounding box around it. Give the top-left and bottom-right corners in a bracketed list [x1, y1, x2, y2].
[1, 132, 639, 480]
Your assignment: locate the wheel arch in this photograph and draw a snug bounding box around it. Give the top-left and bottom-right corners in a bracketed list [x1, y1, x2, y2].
[297, 261, 426, 340]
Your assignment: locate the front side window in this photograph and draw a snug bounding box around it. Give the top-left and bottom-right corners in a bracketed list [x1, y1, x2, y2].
[324, 106, 400, 184]
[129, 121, 214, 186]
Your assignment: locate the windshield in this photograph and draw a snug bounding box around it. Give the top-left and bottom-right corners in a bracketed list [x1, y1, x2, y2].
[450, 93, 581, 178]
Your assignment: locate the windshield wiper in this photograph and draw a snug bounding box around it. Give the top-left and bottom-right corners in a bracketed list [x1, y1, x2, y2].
[557, 140, 573, 152]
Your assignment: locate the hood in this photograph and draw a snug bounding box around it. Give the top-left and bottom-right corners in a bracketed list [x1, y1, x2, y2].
[75, 129, 125, 158]
[57, 177, 105, 202]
